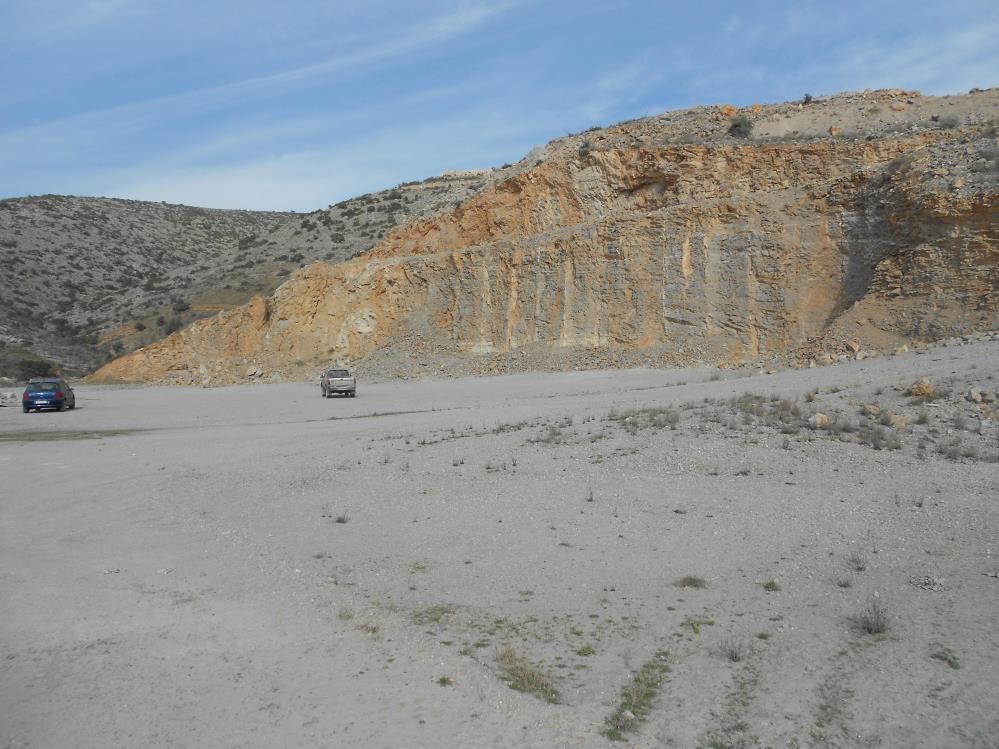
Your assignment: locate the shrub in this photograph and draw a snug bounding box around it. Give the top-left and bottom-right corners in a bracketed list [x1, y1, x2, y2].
[133, 321, 146, 331]
[855, 599, 890, 635]
[728, 115, 753, 138]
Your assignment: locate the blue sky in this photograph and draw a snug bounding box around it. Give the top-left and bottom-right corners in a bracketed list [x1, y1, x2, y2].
[2, 0, 997, 211]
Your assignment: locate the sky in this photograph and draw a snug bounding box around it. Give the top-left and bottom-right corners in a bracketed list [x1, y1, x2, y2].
[1, 0, 997, 212]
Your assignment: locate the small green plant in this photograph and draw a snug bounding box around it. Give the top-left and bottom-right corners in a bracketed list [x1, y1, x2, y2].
[335, 513, 350, 524]
[576, 644, 596, 656]
[685, 617, 715, 634]
[437, 675, 453, 686]
[495, 646, 559, 703]
[763, 579, 780, 592]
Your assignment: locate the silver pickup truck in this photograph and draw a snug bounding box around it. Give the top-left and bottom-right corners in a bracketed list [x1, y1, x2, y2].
[320, 368, 356, 398]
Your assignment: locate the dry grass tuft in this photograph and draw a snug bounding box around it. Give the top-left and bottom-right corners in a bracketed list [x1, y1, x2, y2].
[855, 599, 890, 635]
[495, 646, 559, 703]
[718, 638, 748, 662]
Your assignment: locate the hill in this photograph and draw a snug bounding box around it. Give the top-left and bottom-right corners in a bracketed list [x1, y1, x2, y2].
[0, 171, 493, 377]
[90, 88, 999, 385]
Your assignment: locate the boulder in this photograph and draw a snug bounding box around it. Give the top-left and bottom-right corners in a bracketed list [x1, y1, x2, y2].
[908, 378, 935, 397]
[808, 413, 830, 429]
[862, 403, 882, 417]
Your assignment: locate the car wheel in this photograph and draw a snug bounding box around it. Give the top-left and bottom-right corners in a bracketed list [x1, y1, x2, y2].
[69, 402, 75, 410]
[23, 406, 29, 413]
[58, 401, 67, 412]
[321, 388, 327, 398]
[350, 391, 356, 398]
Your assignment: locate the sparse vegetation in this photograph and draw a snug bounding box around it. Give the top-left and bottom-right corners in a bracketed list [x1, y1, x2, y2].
[603, 651, 671, 741]
[930, 645, 961, 669]
[855, 599, 890, 635]
[718, 638, 748, 662]
[412, 604, 455, 626]
[495, 646, 559, 703]
[337, 605, 355, 621]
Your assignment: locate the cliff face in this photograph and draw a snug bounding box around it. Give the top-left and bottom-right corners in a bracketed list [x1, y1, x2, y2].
[91, 90, 999, 384]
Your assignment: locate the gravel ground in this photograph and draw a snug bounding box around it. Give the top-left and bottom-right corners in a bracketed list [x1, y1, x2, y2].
[2, 342, 997, 748]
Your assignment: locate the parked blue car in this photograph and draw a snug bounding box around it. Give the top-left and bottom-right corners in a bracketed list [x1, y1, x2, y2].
[22, 377, 76, 413]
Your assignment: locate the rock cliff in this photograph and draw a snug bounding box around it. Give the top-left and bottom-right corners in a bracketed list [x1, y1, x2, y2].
[91, 89, 999, 384]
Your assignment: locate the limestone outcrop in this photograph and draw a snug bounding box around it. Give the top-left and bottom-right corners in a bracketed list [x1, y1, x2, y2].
[90, 89, 999, 384]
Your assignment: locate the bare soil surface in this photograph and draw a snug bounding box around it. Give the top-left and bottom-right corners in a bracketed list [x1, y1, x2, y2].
[2, 342, 997, 748]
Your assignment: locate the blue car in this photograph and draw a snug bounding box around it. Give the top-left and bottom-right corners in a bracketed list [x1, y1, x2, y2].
[22, 377, 76, 413]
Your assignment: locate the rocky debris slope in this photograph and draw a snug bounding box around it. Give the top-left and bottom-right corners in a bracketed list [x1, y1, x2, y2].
[90, 89, 999, 385]
[0, 171, 495, 376]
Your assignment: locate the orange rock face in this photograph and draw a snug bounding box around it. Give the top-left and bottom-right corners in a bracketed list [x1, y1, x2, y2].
[91, 127, 998, 385]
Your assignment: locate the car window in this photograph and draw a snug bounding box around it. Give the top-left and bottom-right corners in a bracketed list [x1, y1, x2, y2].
[327, 370, 349, 377]
[28, 382, 59, 391]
